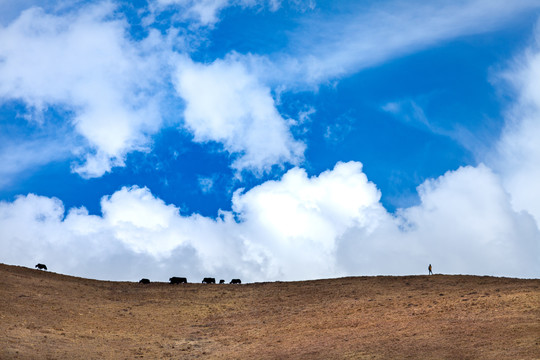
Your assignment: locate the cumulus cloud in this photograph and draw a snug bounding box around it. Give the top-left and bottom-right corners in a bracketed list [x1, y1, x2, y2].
[397, 165, 539, 277]
[2, 162, 538, 282]
[336, 166, 540, 278]
[174, 55, 305, 173]
[230, 162, 386, 279]
[493, 38, 540, 225]
[0, 163, 378, 282]
[0, 2, 169, 178]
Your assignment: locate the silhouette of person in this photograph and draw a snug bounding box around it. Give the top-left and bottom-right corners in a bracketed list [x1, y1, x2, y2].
[428, 264, 433, 275]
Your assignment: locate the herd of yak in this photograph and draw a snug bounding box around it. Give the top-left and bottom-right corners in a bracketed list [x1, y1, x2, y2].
[159, 277, 241, 285]
[35, 263, 241, 285]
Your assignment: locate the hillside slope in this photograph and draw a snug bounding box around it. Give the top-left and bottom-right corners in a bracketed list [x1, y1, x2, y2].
[1, 263, 539, 359]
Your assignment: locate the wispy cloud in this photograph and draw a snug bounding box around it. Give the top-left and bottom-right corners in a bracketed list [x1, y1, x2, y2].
[0, 112, 75, 189]
[150, 0, 282, 27]
[0, 137, 71, 189]
[198, 175, 215, 193]
[381, 100, 432, 132]
[265, 0, 540, 86]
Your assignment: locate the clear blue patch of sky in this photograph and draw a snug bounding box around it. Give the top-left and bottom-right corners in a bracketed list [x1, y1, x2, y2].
[199, 2, 305, 60]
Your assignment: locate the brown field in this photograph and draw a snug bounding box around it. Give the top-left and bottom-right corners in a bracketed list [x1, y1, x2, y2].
[1, 263, 539, 359]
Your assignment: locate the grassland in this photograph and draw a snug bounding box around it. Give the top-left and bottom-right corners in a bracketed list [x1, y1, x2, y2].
[1, 263, 539, 359]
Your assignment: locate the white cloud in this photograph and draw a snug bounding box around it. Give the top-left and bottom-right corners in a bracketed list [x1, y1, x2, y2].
[1, 162, 538, 282]
[380, 99, 471, 147]
[336, 167, 540, 279]
[156, 0, 231, 26]
[151, 0, 281, 26]
[0, 2, 169, 178]
[174, 55, 305, 173]
[324, 111, 354, 144]
[265, 0, 540, 86]
[397, 165, 539, 277]
[230, 162, 387, 279]
[198, 176, 215, 193]
[493, 38, 540, 225]
[0, 135, 72, 188]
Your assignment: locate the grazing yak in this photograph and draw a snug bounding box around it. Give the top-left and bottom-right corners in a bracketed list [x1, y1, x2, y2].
[35, 263, 47, 270]
[230, 279, 242, 284]
[139, 278, 150, 284]
[219, 279, 225, 284]
[169, 277, 187, 284]
[202, 277, 216, 284]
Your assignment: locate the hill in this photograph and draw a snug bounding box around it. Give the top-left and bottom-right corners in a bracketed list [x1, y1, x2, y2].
[1, 263, 539, 359]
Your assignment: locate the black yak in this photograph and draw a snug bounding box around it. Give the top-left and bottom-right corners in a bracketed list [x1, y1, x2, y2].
[139, 278, 150, 284]
[219, 279, 225, 284]
[230, 279, 241, 284]
[202, 277, 215, 284]
[35, 263, 47, 270]
[169, 277, 187, 284]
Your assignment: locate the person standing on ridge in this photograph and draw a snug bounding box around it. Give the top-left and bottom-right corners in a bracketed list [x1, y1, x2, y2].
[428, 264, 433, 275]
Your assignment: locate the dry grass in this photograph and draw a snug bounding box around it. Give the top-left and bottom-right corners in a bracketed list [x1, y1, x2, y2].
[1, 263, 539, 359]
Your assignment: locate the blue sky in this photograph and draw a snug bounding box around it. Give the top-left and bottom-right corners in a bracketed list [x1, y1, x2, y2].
[1, 0, 540, 281]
